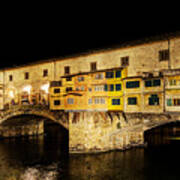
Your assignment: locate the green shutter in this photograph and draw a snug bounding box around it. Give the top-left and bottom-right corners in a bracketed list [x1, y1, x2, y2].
[167, 99, 172, 106]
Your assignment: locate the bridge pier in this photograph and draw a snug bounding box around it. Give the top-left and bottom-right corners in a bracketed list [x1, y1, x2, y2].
[68, 111, 145, 153]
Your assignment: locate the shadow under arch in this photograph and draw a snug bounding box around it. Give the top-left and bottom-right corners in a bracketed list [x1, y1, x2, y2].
[0, 113, 69, 166]
[144, 121, 180, 147]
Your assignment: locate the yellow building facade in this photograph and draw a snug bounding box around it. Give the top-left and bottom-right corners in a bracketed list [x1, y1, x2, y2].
[142, 77, 164, 113]
[123, 77, 143, 113]
[106, 68, 127, 111]
[164, 70, 180, 112]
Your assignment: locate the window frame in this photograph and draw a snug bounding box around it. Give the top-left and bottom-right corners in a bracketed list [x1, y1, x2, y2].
[128, 97, 137, 105]
[121, 56, 129, 66]
[25, 72, 29, 80]
[9, 75, 13, 81]
[54, 100, 61, 106]
[43, 69, 48, 77]
[159, 49, 169, 61]
[64, 66, 70, 75]
[90, 62, 97, 71]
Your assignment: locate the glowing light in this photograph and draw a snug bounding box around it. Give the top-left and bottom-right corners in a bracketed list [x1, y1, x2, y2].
[9, 90, 14, 98]
[23, 85, 32, 94]
[41, 83, 49, 93]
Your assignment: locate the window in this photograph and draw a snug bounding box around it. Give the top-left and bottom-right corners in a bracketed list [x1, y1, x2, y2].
[88, 98, 92, 104]
[174, 99, 180, 106]
[50, 81, 62, 87]
[104, 84, 108, 91]
[67, 98, 74, 104]
[148, 94, 159, 105]
[9, 75, 13, 81]
[145, 79, 161, 87]
[25, 72, 29, 80]
[116, 70, 121, 78]
[110, 84, 114, 91]
[66, 77, 72, 81]
[167, 99, 172, 106]
[54, 88, 60, 93]
[126, 81, 140, 88]
[145, 80, 152, 87]
[128, 97, 137, 105]
[95, 85, 104, 91]
[106, 71, 114, 78]
[116, 84, 121, 91]
[78, 76, 84, 82]
[95, 73, 104, 79]
[121, 56, 129, 66]
[64, 66, 70, 74]
[94, 97, 105, 104]
[81, 86, 84, 91]
[43, 69, 48, 77]
[66, 87, 73, 92]
[91, 62, 97, 71]
[153, 79, 161, 86]
[159, 49, 169, 61]
[54, 100, 60, 105]
[100, 98, 105, 104]
[112, 99, 120, 105]
[95, 98, 100, 104]
[169, 79, 176, 86]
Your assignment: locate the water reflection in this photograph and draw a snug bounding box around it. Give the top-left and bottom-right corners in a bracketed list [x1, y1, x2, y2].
[69, 149, 145, 180]
[1, 121, 180, 179]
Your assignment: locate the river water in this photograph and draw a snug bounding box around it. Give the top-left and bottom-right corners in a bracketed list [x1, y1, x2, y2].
[0, 121, 180, 180]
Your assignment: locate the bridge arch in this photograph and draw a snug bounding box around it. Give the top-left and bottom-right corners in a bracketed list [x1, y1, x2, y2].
[0, 105, 69, 129]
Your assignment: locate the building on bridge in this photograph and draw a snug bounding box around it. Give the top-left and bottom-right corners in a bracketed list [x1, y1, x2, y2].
[1, 32, 180, 113]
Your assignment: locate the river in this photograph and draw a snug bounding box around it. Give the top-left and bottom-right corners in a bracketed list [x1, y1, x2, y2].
[0, 121, 180, 180]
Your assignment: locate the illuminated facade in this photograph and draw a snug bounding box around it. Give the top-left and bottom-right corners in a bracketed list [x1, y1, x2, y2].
[1, 33, 180, 113]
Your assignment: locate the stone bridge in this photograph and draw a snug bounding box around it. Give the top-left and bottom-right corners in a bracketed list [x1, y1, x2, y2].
[0, 105, 69, 129]
[0, 106, 180, 153]
[68, 111, 180, 153]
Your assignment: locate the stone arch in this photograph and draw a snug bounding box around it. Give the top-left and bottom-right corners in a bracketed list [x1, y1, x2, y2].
[0, 107, 69, 129]
[143, 119, 180, 133]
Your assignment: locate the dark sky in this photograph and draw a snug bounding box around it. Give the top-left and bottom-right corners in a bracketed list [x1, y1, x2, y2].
[1, 10, 180, 69]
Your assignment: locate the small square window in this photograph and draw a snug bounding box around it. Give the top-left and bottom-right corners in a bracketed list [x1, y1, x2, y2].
[64, 66, 70, 74]
[54, 88, 60, 93]
[25, 72, 29, 80]
[116, 84, 121, 91]
[106, 71, 114, 78]
[159, 49, 169, 61]
[66, 77, 72, 81]
[88, 98, 92, 104]
[104, 84, 108, 91]
[67, 98, 74, 104]
[128, 97, 137, 105]
[54, 100, 60, 105]
[116, 70, 121, 78]
[43, 69, 48, 77]
[90, 62, 97, 71]
[110, 84, 114, 91]
[121, 56, 129, 66]
[9, 75, 13, 81]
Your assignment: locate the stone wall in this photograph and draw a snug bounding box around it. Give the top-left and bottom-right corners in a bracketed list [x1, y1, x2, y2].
[68, 111, 180, 153]
[0, 120, 44, 138]
[69, 111, 144, 153]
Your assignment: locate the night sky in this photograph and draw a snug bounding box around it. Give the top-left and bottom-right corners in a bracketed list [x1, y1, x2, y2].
[1, 12, 180, 69]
